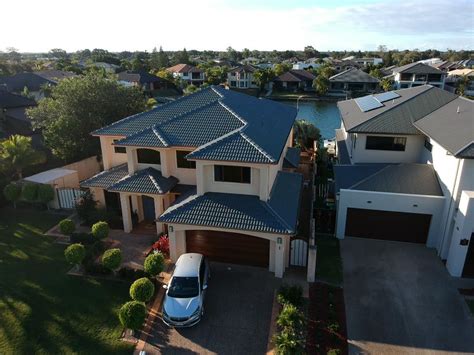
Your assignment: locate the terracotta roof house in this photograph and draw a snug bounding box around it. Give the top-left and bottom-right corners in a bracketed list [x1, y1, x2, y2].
[117, 70, 172, 92]
[392, 62, 445, 90]
[273, 69, 316, 92]
[328, 68, 380, 97]
[227, 65, 258, 89]
[334, 85, 474, 278]
[166, 64, 205, 86]
[81, 86, 303, 277]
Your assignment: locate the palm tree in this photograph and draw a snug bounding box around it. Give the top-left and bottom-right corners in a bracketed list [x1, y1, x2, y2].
[293, 120, 320, 151]
[0, 135, 45, 179]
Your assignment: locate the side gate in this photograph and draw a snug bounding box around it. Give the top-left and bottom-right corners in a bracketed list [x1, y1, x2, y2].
[57, 188, 83, 209]
[290, 238, 308, 267]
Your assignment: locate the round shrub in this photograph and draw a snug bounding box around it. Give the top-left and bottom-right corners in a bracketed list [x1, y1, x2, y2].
[59, 218, 76, 236]
[129, 277, 155, 302]
[22, 183, 38, 202]
[144, 252, 164, 277]
[37, 184, 55, 205]
[3, 183, 21, 207]
[276, 304, 304, 330]
[102, 248, 122, 271]
[118, 301, 147, 330]
[64, 243, 86, 265]
[92, 221, 109, 239]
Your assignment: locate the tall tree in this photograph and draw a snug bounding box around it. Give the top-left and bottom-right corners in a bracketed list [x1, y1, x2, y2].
[254, 68, 275, 91]
[293, 120, 320, 151]
[28, 72, 146, 161]
[175, 48, 190, 64]
[0, 135, 45, 179]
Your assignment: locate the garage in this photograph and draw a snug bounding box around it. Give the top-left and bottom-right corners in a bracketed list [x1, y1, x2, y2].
[345, 208, 432, 244]
[186, 230, 269, 267]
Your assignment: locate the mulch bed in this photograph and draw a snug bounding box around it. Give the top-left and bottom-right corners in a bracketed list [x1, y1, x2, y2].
[306, 282, 348, 355]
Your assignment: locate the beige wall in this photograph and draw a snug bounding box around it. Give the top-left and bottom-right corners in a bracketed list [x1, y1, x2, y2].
[100, 136, 127, 170]
[62, 156, 101, 182]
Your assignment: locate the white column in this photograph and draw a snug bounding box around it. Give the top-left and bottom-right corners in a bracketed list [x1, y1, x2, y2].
[169, 228, 186, 261]
[130, 195, 144, 222]
[307, 245, 317, 282]
[269, 241, 276, 273]
[160, 150, 170, 177]
[120, 193, 132, 233]
[259, 167, 269, 201]
[196, 163, 205, 195]
[154, 196, 164, 234]
[100, 137, 112, 170]
[285, 236, 290, 268]
[274, 237, 286, 278]
[126, 148, 137, 175]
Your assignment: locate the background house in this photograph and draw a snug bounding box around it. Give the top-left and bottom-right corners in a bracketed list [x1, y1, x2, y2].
[117, 70, 172, 92]
[328, 68, 380, 97]
[334, 86, 474, 278]
[227, 65, 258, 89]
[273, 69, 315, 92]
[166, 64, 205, 86]
[392, 63, 446, 89]
[0, 89, 38, 141]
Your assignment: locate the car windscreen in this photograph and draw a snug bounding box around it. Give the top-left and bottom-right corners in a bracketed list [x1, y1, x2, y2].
[167, 277, 199, 298]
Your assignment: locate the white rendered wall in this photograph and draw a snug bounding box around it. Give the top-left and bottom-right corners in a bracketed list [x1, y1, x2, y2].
[99, 136, 127, 170]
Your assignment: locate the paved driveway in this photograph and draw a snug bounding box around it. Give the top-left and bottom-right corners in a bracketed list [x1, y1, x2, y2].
[144, 262, 280, 354]
[341, 238, 474, 355]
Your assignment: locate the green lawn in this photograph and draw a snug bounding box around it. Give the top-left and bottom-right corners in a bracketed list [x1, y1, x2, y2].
[315, 235, 343, 286]
[0, 208, 134, 354]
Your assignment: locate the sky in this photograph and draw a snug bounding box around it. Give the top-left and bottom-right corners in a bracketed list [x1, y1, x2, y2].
[2, 0, 473, 52]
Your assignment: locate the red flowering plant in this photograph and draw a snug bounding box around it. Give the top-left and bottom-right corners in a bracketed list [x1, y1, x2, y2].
[152, 234, 169, 256]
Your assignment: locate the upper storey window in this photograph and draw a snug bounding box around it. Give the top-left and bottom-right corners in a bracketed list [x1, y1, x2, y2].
[366, 136, 406, 151]
[176, 151, 196, 169]
[137, 149, 161, 164]
[113, 140, 126, 154]
[214, 165, 251, 184]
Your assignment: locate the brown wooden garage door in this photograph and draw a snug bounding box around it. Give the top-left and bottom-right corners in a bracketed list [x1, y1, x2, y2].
[345, 208, 431, 244]
[186, 230, 269, 267]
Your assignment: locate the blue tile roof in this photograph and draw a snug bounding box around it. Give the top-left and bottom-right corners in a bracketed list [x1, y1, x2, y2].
[95, 86, 296, 164]
[80, 164, 128, 189]
[108, 168, 178, 195]
[159, 171, 303, 235]
[283, 147, 301, 169]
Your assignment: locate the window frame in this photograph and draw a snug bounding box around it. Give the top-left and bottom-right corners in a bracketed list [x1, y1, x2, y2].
[365, 136, 407, 151]
[176, 150, 196, 169]
[137, 148, 161, 165]
[113, 140, 126, 154]
[214, 165, 251, 184]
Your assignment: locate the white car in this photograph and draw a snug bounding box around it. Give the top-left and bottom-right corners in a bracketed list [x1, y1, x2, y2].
[162, 253, 210, 327]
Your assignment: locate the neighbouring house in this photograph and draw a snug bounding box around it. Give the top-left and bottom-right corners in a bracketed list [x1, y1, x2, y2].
[0, 89, 38, 141]
[342, 56, 383, 67]
[334, 85, 474, 278]
[273, 70, 316, 92]
[391, 62, 446, 90]
[445, 69, 474, 96]
[431, 60, 464, 72]
[328, 68, 380, 97]
[117, 70, 172, 92]
[292, 59, 321, 70]
[0, 70, 76, 100]
[227, 65, 258, 89]
[166, 64, 205, 86]
[80, 86, 303, 277]
[324, 58, 360, 73]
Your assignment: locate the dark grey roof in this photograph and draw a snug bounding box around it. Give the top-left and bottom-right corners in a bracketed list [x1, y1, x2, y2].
[108, 168, 178, 194]
[274, 70, 315, 83]
[159, 171, 303, 234]
[335, 129, 351, 164]
[230, 65, 257, 73]
[351, 164, 443, 196]
[0, 91, 36, 108]
[334, 164, 388, 194]
[98, 86, 296, 164]
[329, 68, 379, 83]
[338, 85, 458, 135]
[80, 164, 128, 189]
[0, 73, 55, 92]
[393, 62, 443, 75]
[413, 97, 474, 158]
[34, 70, 77, 82]
[117, 70, 167, 85]
[283, 147, 301, 168]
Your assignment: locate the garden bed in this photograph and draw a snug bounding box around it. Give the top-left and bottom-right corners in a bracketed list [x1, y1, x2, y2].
[307, 282, 348, 355]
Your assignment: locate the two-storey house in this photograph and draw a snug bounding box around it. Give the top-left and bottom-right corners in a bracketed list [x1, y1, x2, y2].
[392, 62, 446, 90]
[227, 65, 258, 89]
[81, 86, 303, 277]
[328, 68, 380, 97]
[166, 64, 205, 86]
[334, 85, 474, 278]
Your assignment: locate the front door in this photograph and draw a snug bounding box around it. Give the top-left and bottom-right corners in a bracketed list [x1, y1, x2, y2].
[142, 196, 155, 221]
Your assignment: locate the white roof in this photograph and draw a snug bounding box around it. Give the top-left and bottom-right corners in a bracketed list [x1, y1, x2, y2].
[24, 168, 77, 184]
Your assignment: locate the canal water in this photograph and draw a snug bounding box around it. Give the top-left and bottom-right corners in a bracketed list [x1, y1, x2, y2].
[281, 100, 341, 139]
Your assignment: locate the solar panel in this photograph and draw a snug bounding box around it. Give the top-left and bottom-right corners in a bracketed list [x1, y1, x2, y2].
[355, 95, 384, 112]
[374, 91, 400, 103]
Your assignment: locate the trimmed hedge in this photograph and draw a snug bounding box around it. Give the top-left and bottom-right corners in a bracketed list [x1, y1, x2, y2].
[59, 219, 76, 236]
[129, 277, 155, 303]
[92, 221, 109, 239]
[277, 284, 304, 307]
[118, 301, 147, 330]
[22, 183, 38, 202]
[37, 184, 55, 205]
[102, 248, 122, 271]
[144, 252, 165, 277]
[64, 243, 86, 265]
